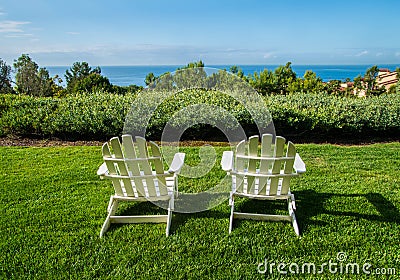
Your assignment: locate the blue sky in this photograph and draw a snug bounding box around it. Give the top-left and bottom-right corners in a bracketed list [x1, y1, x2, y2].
[1, 0, 399, 66]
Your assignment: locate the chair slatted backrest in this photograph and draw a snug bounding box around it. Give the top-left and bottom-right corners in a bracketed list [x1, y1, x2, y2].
[102, 135, 169, 198]
[235, 139, 246, 193]
[121, 135, 146, 197]
[102, 137, 130, 197]
[234, 134, 297, 196]
[257, 134, 273, 195]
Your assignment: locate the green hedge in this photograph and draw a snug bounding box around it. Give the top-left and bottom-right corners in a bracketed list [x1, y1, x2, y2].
[123, 89, 269, 140]
[0, 93, 135, 140]
[268, 94, 400, 137]
[0, 92, 399, 141]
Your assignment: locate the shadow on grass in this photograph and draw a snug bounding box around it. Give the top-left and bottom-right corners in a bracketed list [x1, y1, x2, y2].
[100, 190, 400, 236]
[102, 192, 230, 235]
[229, 190, 400, 235]
[296, 190, 400, 233]
[170, 209, 229, 234]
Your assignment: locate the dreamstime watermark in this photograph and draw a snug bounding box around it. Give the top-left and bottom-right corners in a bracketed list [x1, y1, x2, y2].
[257, 252, 396, 276]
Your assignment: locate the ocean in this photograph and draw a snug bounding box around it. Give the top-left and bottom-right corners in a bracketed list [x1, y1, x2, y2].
[46, 64, 399, 87]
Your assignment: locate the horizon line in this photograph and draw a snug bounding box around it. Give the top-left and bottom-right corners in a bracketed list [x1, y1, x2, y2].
[43, 63, 400, 67]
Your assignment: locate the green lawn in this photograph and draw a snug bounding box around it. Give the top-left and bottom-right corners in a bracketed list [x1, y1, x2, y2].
[0, 142, 399, 279]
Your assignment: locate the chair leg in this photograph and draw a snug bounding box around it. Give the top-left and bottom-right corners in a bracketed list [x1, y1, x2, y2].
[174, 176, 179, 198]
[292, 214, 300, 236]
[288, 196, 300, 236]
[229, 195, 235, 234]
[100, 197, 119, 238]
[229, 191, 233, 206]
[166, 199, 173, 237]
[100, 213, 111, 238]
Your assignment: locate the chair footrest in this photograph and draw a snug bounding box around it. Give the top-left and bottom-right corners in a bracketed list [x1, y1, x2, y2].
[113, 196, 171, 202]
[233, 212, 292, 222]
[110, 215, 168, 224]
[234, 193, 291, 200]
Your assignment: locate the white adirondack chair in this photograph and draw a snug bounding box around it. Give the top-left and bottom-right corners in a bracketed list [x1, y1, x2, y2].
[97, 135, 185, 237]
[221, 134, 306, 236]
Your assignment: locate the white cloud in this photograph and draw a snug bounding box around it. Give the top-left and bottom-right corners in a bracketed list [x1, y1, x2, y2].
[0, 20, 30, 33]
[5, 33, 34, 38]
[66, 31, 80, 35]
[355, 50, 368, 57]
[396, 52, 400, 57]
[263, 52, 277, 59]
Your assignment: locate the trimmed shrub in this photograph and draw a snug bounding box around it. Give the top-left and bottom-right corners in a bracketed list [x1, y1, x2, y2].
[0, 93, 135, 140]
[0, 92, 399, 141]
[267, 93, 400, 137]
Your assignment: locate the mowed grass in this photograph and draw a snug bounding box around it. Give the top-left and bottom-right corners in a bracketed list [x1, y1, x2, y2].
[0, 142, 399, 279]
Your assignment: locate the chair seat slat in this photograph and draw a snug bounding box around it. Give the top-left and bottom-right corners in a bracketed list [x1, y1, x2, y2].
[231, 170, 299, 178]
[103, 156, 162, 162]
[236, 155, 295, 161]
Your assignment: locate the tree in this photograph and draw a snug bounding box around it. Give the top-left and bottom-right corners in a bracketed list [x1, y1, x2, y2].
[0, 58, 14, 94]
[65, 62, 110, 94]
[390, 68, 400, 94]
[286, 77, 303, 94]
[208, 69, 250, 93]
[72, 72, 112, 93]
[248, 68, 275, 95]
[145, 72, 157, 86]
[153, 72, 174, 90]
[111, 84, 143, 95]
[273, 62, 297, 95]
[179, 60, 204, 69]
[324, 80, 342, 95]
[229, 65, 245, 79]
[248, 62, 297, 95]
[363, 65, 380, 96]
[302, 70, 324, 93]
[353, 74, 364, 95]
[65, 62, 99, 85]
[37, 68, 54, 97]
[397, 81, 400, 94]
[387, 84, 397, 94]
[50, 75, 65, 97]
[13, 54, 57, 97]
[174, 60, 207, 89]
[395, 67, 400, 94]
[13, 54, 40, 95]
[229, 65, 239, 74]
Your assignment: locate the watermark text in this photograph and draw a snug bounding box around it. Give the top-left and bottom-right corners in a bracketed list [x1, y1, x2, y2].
[258, 252, 396, 276]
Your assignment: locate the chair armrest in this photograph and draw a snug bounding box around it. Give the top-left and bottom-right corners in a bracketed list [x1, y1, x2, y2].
[294, 153, 306, 174]
[168, 152, 185, 174]
[221, 151, 234, 172]
[97, 162, 108, 176]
